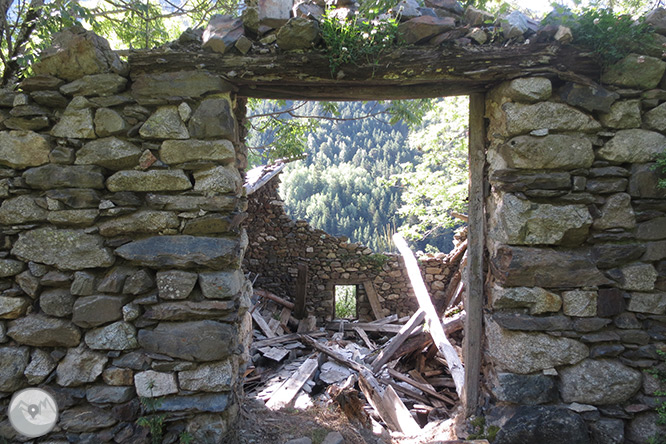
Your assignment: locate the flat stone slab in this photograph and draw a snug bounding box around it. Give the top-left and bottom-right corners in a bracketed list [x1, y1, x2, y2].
[138, 320, 237, 361]
[115, 235, 240, 269]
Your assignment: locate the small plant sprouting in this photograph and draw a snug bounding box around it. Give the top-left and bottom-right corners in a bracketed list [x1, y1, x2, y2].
[647, 350, 666, 443]
[468, 416, 499, 442]
[136, 380, 167, 444]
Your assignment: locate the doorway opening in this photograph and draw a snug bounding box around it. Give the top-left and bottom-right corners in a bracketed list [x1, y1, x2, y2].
[334, 284, 357, 319]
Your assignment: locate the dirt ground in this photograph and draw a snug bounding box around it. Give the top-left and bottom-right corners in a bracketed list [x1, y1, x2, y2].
[232, 397, 461, 444]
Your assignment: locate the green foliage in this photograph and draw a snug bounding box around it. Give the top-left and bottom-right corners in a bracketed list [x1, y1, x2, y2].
[657, 151, 666, 189]
[320, 7, 400, 75]
[647, 350, 666, 443]
[543, 5, 655, 67]
[468, 416, 499, 442]
[179, 431, 194, 443]
[335, 285, 357, 318]
[389, 96, 469, 252]
[137, 396, 167, 444]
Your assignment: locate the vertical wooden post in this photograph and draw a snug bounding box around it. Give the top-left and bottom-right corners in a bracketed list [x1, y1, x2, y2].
[294, 263, 308, 319]
[463, 93, 485, 417]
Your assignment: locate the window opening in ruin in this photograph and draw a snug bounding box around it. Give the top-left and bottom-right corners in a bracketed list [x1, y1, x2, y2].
[334, 285, 357, 319]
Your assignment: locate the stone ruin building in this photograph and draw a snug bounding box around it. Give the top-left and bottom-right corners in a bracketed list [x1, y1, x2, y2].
[0, 0, 664, 442]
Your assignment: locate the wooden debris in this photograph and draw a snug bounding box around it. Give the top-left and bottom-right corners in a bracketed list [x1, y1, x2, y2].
[353, 326, 376, 350]
[388, 368, 456, 407]
[371, 309, 425, 373]
[266, 356, 319, 410]
[363, 280, 385, 320]
[258, 346, 290, 362]
[255, 288, 295, 310]
[393, 233, 465, 397]
[252, 310, 276, 339]
[297, 314, 317, 333]
[326, 321, 403, 334]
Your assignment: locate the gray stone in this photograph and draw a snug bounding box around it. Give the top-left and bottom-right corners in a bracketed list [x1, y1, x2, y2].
[134, 370, 178, 397]
[573, 317, 611, 332]
[491, 245, 611, 288]
[85, 321, 138, 350]
[183, 214, 235, 235]
[71, 271, 95, 295]
[276, 17, 320, 50]
[485, 318, 588, 374]
[257, 0, 292, 27]
[123, 270, 154, 295]
[0, 296, 29, 319]
[592, 244, 645, 269]
[94, 108, 127, 137]
[464, 6, 494, 25]
[0, 130, 50, 169]
[160, 139, 235, 167]
[47, 209, 99, 227]
[97, 266, 137, 293]
[496, 77, 552, 103]
[199, 271, 243, 299]
[202, 15, 244, 53]
[86, 385, 134, 404]
[0, 346, 29, 391]
[559, 359, 642, 404]
[31, 90, 68, 108]
[494, 406, 590, 444]
[102, 367, 134, 386]
[559, 82, 619, 113]
[630, 163, 666, 199]
[59, 405, 117, 432]
[156, 270, 198, 300]
[138, 320, 237, 361]
[56, 344, 107, 386]
[599, 129, 666, 163]
[24, 348, 56, 384]
[188, 96, 235, 139]
[193, 165, 242, 194]
[72, 295, 124, 328]
[644, 240, 666, 261]
[644, 101, 666, 132]
[285, 439, 312, 444]
[396, 0, 421, 18]
[499, 134, 594, 169]
[501, 10, 530, 38]
[398, 15, 456, 44]
[491, 193, 591, 246]
[33, 27, 127, 81]
[76, 137, 141, 170]
[24, 164, 105, 189]
[106, 169, 192, 192]
[590, 344, 625, 358]
[98, 210, 179, 237]
[131, 71, 232, 106]
[20, 74, 64, 92]
[599, 99, 641, 128]
[60, 73, 127, 97]
[40, 288, 74, 317]
[647, 7, 666, 34]
[593, 193, 636, 230]
[116, 235, 240, 269]
[613, 263, 657, 291]
[143, 300, 236, 321]
[627, 412, 665, 444]
[7, 314, 81, 346]
[139, 106, 189, 139]
[16, 270, 40, 297]
[498, 102, 601, 137]
[602, 53, 666, 89]
[0, 195, 47, 225]
[466, 27, 487, 44]
[492, 372, 557, 405]
[12, 227, 114, 270]
[0, 259, 24, 278]
[146, 194, 236, 211]
[46, 188, 101, 208]
[562, 290, 597, 317]
[321, 431, 344, 444]
[586, 177, 627, 193]
[51, 97, 96, 139]
[638, 217, 666, 240]
[492, 313, 571, 331]
[158, 393, 229, 413]
[178, 360, 234, 392]
[628, 292, 666, 314]
[490, 170, 571, 193]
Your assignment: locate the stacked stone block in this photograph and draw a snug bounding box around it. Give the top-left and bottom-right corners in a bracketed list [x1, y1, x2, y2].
[244, 175, 461, 321]
[484, 64, 666, 443]
[0, 28, 251, 443]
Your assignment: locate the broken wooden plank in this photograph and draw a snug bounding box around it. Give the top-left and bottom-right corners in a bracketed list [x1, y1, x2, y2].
[255, 288, 295, 310]
[252, 310, 276, 339]
[297, 314, 317, 333]
[258, 346, 289, 362]
[363, 281, 385, 320]
[294, 263, 308, 319]
[252, 331, 326, 350]
[386, 380, 431, 406]
[371, 309, 426, 373]
[370, 314, 398, 324]
[266, 356, 319, 410]
[326, 321, 402, 334]
[464, 92, 486, 417]
[353, 326, 376, 351]
[408, 370, 446, 408]
[299, 334, 365, 373]
[388, 368, 456, 407]
[358, 368, 421, 435]
[393, 233, 465, 397]
[268, 318, 281, 335]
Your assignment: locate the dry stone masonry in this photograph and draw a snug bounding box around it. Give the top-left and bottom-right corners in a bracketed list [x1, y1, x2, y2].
[0, 27, 252, 443]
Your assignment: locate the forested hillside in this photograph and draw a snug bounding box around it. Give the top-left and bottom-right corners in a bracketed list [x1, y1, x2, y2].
[246, 99, 469, 253]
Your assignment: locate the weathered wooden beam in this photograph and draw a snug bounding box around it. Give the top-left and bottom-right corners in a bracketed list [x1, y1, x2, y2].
[254, 289, 295, 310]
[128, 44, 600, 100]
[294, 263, 308, 319]
[388, 368, 456, 407]
[326, 321, 403, 334]
[371, 309, 425, 373]
[393, 233, 465, 397]
[266, 356, 319, 410]
[463, 93, 486, 417]
[252, 310, 276, 339]
[352, 326, 376, 350]
[363, 281, 385, 321]
[251, 331, 326, 350]
[299, 334, 366, 373]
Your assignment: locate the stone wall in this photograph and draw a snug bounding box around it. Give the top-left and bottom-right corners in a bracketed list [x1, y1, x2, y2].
[0, 28, 252, 442]
[484, 66, 666, 443]
[243, 173, 463, 321]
